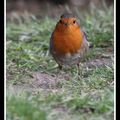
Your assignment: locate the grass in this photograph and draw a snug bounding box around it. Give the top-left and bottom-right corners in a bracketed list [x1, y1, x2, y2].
[6, 5, 114, 120]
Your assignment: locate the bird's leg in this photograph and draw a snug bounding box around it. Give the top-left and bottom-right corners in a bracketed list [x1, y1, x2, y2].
[77, 63, 82, 79]
[77, 63, 80, 75]
[57, 64, 62, 77]
[58, 64, 62, 70]
[54, 64, 62, 87]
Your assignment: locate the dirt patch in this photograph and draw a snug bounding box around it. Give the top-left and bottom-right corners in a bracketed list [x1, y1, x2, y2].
[6, 72, 67, 95]
[6, 47, 114, 94]
[31, 72, 64, 89]
[84, 58, 113, 68]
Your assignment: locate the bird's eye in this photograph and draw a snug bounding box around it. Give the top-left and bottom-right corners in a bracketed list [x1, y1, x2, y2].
[73, 20, 76, 24]
[60, 20, 63, 24]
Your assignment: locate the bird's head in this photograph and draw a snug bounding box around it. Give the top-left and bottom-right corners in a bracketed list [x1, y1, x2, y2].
[56, 13, 80, 33]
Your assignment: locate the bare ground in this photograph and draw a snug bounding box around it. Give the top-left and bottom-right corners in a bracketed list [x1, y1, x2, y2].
[6, 47, 114, 95]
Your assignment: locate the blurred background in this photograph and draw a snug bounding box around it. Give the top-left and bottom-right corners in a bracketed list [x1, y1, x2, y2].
[6, 0, 113, 19]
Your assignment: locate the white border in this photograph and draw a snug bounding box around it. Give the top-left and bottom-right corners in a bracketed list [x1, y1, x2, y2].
[114, 0, 116, 120]
[4, 0, 6, 119]
[4, 1, 115, 120]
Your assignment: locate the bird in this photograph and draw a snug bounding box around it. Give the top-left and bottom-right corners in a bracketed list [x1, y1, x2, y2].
[49, 13, 92, 73]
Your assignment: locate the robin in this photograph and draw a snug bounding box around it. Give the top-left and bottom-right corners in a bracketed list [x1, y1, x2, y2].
[50, 13, 92, 71]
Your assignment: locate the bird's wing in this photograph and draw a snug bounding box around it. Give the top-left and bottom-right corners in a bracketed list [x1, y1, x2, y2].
[78, 30, 89, 57]
[82, 30, 93, 48]
[49, 32, 62, 66]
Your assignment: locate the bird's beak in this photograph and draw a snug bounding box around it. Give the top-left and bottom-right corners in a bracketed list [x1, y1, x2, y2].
[64, 23, 69, 26]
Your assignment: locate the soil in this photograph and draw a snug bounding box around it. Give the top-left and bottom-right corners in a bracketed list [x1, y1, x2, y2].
[6, 49, 113, 95]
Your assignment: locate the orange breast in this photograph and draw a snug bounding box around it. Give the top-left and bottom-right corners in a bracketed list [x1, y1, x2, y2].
[53, 28, 83, 55]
